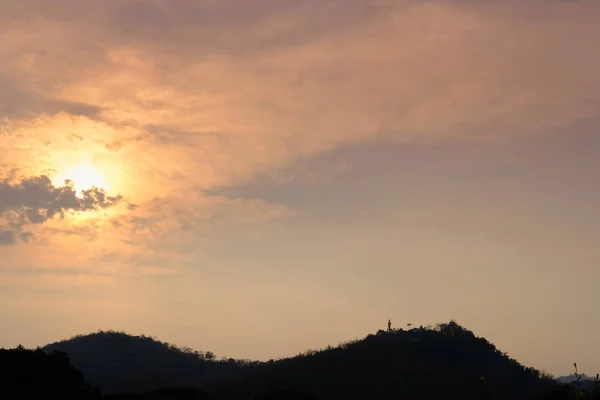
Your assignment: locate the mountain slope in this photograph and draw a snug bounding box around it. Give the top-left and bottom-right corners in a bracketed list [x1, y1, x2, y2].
[43, 331, 249, 394]
[204, 322, 558, 399]
[43, 322, 561, 399]
[557, 374, 596, 384]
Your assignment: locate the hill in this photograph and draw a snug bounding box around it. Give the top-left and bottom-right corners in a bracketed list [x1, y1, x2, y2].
[556, 371, 600, 397]
[557, 374, 597, 384]
[43, 331, 253, 394]
[203, 322, 562, 399]
[41, 321, 570, 399]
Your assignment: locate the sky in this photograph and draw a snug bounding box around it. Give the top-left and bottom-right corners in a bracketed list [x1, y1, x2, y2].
[0, 0, 599, 376]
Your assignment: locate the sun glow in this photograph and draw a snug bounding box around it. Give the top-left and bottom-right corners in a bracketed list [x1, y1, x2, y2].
[55, 164, 107, 193]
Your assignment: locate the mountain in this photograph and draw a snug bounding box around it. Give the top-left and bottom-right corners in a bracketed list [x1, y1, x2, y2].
[40, 321, 570, 399]
[203, 322, 560, 400]
[556, 374, 597, 384]
[43, 330, 251, 394]
[556, 373, 600, 397]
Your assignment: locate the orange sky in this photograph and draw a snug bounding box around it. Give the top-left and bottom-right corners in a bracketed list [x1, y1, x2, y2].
[1, 0, 600, 376]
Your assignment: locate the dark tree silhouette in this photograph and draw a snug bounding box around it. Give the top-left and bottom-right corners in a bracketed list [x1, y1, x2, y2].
[0, 345, 100, 399]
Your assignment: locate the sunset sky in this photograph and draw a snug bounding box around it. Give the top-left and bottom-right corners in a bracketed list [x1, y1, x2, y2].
[1, 0, 599, 376]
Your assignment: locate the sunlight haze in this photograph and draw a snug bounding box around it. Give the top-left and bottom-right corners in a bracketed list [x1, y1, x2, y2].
[55, 164, 107, 193]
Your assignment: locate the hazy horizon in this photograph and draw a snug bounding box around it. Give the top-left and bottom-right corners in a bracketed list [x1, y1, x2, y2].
[1, 0, 599, 378]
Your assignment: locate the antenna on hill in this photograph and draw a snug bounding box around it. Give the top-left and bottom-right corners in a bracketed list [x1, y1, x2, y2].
[387, 319, 392, 331]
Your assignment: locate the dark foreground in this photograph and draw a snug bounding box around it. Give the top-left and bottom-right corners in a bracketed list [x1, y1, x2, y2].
[2, 322, 599, 399]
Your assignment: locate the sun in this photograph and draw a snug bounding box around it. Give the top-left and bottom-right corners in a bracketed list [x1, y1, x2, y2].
[56, 164, 107, 193]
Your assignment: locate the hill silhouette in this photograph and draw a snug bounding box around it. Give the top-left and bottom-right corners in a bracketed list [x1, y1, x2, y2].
[43, 330, 253, 394]
[38, 321, 580, 399]
[205, 321, 561, 399]
[557, 373, 598, 385]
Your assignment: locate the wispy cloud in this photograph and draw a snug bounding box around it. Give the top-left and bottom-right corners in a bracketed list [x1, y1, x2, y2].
[1, 0, 599, 265]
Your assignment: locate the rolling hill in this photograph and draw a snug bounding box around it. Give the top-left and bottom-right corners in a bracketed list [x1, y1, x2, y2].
[39, 321, 572, 399]
[43, 331, 250, 394]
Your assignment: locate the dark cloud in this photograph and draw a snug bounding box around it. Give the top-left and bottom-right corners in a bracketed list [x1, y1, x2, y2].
[0, 175, 122, 244]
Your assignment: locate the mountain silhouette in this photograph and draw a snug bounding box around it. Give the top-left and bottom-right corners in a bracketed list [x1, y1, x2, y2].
[557, 374, 596, 384]
[37, 321, 580, 399]
[43, 330, 249, 394]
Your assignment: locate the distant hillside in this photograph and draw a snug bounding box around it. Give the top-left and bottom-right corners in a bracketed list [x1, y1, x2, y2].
[43, 331, 253, 394]
[557, 374, 597, 384]
[555, 372, 600, 398]
[41, 321, 568, 399]
[204, 321, 560, 399]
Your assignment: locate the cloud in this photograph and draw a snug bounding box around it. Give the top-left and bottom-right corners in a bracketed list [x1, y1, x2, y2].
[0, 175, 122, 244]
[1, 0, 599, 262]
[2, 1, 599, 190]
[0, 74, 100, 120]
